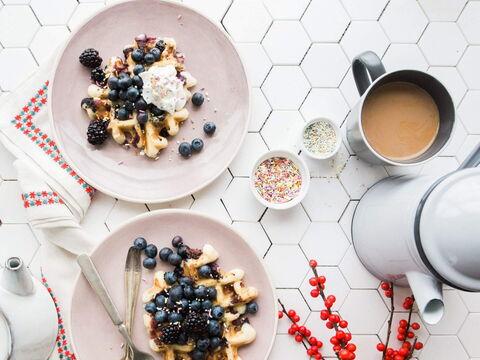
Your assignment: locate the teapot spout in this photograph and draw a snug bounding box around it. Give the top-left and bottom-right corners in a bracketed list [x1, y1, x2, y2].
[0, 257, 34, 296]
[406, 271, 444, 325]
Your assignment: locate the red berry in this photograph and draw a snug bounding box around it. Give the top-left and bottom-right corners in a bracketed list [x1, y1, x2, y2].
[310, 345, 318, 354]
[414, 342, 423, 350]
[291, 324, 299, 332]
[278, 311, 284, 319]
[407, 331, 414, 338]
[316, 340, 323, 348]
[288, 327, 296, 335]
[384, 289, 393, 298]
[399, 320, 408, 328]
[329, 314, 339, 323]
[397, 334, 405, 341]
[298, 326, 307, 335]
[339, 320, 348, 328]
[330, 336, 339, 345]
[317, 276, 326, 284]
[309, 259, 318, 268]
[309, 277, 318, 286]
[333, 345, 341, 352]
[311, 289, 320, 298]
[345, 333, 352, 341]
[288, 310, 296, 317]
[295, 334, 303, 342]
[398, 348, 409, 356]
[403, 302, 412, 310]
[386, 348, 394, 356]
[336, 330, 345, 340]
[339, 349, 351, 359]
[320, 310, 329, 320]
[394, 355, 404, 360]
[315, 355, 321, 360]
[347, 343, 357, 352]
[398, 327, 406, 334]
[325, 300, 333, 308]
[326, 321, 334, 329]
[381, 282, 391, 290]
[305, 329, 311, 337]
[293, 315, 300, 322]
[411, 322, 420, 330]
[327, 295, 336, 303]
[307, 348, 315, 356]
[402, 341, 411, 349]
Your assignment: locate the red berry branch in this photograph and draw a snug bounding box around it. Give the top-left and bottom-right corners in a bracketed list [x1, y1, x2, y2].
[278, 260, 424, 360]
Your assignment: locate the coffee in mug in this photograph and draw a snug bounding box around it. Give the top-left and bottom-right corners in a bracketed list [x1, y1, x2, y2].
[361, 82, 440, 162]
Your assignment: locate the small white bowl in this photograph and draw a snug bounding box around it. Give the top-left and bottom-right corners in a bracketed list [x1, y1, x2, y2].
[250, 149, 310, 210]
[301, 118, 342, 160]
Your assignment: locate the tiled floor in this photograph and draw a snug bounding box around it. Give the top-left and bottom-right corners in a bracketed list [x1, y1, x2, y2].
[1, 0, 480, 359]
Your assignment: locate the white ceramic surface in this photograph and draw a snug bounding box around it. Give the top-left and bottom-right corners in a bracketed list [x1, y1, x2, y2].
[0, 311, 11, 360]
[301, 118, 342, 160]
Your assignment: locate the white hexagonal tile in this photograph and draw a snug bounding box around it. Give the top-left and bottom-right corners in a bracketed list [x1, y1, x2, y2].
[276, 288, 310, 333]
[339, 200, 357, 243]
[420, 336, 469, 360]
[0, 224, 39, 266]
[0, 181, 27, 223]
[339, 156, 388, 199]
[0, 5, 39, 47]
[382, 44, 429, 72]
[385, 162, 423, 177]
[2, 0, 30, 3]
[427, 67, 467, 107]
[458, 314, 480, 358]
[419, 23, 467, 66]
[262, 21, 310, 65]
[182, 0, 231, 22]
[458, 2, 480, 44]
[30, 0, 77, 25]
[81, 192, 115, 238]
[341, 21, 390, 61]
[190, 198, 231, 224]
[0, 142, 17, 180]
[68, 2, 105, 31]
[261, 110, 304, 151]
[351, 335, 383, 359]
[268, 334, 307, 359]
[419, 0, 467, 21]
[300, 222, 349, 266]
[459, 291, 480, 312]
[262, 66, 310, 110]
[341, 0, 388, 20]
[222, 178, 265, 221]
[340, 246, 380, 289]
[378, 312, 429, 351]
[0, 48, 37, 91]
[441, 120, 468, 157]
[302, 178, 349, 221]
[379, 284, 418, 311]
[420, 157, 459, 178]
[300, 266, 350, 311]
[263, 0, 309, 20]
[301, 0, 350, 43]
[340, 290, 389, 334]
[264, 245, 308, 288]
[229, 133, 268, 177]
[300, 142, 349, 178]
[222, 0, 272, 42]
[458, 46, 480, 89]
[340, 68, 361, 109]
[105, 200, 148, 231]
[301, 43, 350, 87]
[425, 290, 468, 335]
[148, 196, 195, 211]
[231, 221, 271, 258]
[29, 25, 70, 65]
[458, 91, 480, 134]
[456, 134, 480, 163]
[194, 169, 232, 199]
[303, 311, 342, 357]
[250, 88, 271, 132]
[262, 205, 309, 245]
[235, 43, 272, 87]
[300, 88, 350, 126]
[380, 0, 428, 43]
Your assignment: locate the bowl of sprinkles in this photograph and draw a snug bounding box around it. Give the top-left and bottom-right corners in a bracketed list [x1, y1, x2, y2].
[251, 150, 310, 210]
[301, 118, 341, 160]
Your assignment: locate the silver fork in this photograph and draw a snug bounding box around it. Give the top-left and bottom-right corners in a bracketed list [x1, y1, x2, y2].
[77, 254, 154, 360]
[122, 247, 142, 360]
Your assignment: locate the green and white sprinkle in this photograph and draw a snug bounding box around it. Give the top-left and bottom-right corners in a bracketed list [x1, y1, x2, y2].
[303, 120, 337, 156]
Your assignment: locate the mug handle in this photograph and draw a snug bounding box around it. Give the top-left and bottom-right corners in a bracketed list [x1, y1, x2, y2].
[352, 51, 386, 96]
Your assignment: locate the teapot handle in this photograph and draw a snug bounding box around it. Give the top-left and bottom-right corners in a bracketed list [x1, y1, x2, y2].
[459, 143, 480, 170]
[352, 51, 386, 96]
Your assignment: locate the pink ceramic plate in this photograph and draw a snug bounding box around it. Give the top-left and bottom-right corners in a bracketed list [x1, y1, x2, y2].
[69, 210, 277, 359]
[49, 0, 249, 203]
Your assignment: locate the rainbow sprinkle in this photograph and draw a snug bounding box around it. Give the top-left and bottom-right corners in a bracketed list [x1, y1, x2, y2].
[254, 157, 302, 204]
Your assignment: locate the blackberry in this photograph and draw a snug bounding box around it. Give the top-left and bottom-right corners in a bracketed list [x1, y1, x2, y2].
[183, 312, 208, 335]
[159, 324, 181, 345]
[155, 40, 165, 54]
[90, 67, 106, 85]
[87, 119, 108, 145]
[79, 48, 102, 69]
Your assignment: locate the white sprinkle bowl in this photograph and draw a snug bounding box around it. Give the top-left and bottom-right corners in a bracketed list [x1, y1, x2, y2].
[301, 117, 342, 160]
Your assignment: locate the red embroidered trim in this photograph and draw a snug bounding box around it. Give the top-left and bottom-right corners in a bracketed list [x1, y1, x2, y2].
[21, 191, 65, 208]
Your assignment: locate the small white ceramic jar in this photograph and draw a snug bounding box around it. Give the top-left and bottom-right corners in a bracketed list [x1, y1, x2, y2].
[301, 118, 341, 160]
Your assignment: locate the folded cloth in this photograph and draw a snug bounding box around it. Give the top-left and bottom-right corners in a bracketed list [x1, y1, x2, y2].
[0, 58, 100, 360]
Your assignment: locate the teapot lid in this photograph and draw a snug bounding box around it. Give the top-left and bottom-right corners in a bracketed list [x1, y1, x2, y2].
[418, 168, 480, 291]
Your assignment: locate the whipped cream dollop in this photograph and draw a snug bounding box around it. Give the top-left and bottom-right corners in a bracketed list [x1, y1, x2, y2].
[139, 65, 186, 115]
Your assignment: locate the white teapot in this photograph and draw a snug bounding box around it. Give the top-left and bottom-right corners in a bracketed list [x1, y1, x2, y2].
[353, 144, 480, 324]
[0, 257, 57, 360]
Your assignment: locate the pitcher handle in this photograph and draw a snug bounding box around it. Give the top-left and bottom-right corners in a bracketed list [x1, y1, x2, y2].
[459, 143, 480, 169]
[352, 51, 386, 96]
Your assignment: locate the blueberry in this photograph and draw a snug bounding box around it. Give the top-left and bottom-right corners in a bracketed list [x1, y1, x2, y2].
[108, 89, 119, 101]
[119, 72, 130, 79]
[191, 138, 204, 152]
[133, 64, 145, 75]
[107, 76, 119, 90]
[168, 253, 183, 266]
[190, 300, 201, 311]
[194, 285, 208, 299]
[145, 244, 158, 258]
[144, 53, 155, 64]
[177, 332, 188, 345]
[202, 300, 213, 310]
[169, 285, 184, 302]
[166, 298, 176, 309]
[133, 237, 147, 250]
[155, 294, 166, 307]
[198, 265, 211, 278]
[210, 337, 222, 350]
[150, 47, 161, 61]
[118, 76, 132, 90]
[168, 312, 183, 323]
[118, 90, 127, 101]
[183, 286, 194, 299]
[192, 92, 204, 106]
[135, 98, 147, 111]
[207, 287, 217, 301]
[203, 122, 216, 135]
[208, 320, 221, 336]
[117, 107, 129, 120]
[164, 271, 177, 285]
[172, 235, 183, 248]
[150, 105, 165, 117]
[159, 247, 174, 262]
[145, 302, 156, 314]
[179, 142, 192, 158]
[154, 310, 167, 323]
[131, 49, 144, 63]
[179, 277, 194, 286]
[246, 301, 258, 314]
[179, 298, 189, 310]
[211, 306, 224, 319]
[137, 111, 148, 125]
[177, 245, 188, 259]
[124, 101, 135, 112]
[197, 338, 210, 352]
[126, 87, 140, 102]
[156, 40, 165, 53]
[191, 350, 206, 360]
[132, 75, 143, 88]
[143, 257, 156, 269]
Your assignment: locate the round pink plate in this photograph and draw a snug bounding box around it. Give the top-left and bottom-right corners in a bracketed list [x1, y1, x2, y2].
[69, 210, 277, 359]
[49, 0, 249, 203]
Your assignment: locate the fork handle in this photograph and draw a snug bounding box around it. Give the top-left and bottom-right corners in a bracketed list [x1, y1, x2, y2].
[77, 254, 123, 326]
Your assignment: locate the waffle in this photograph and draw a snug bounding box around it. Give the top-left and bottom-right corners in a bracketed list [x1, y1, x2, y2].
[143, 244, 259, 360]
